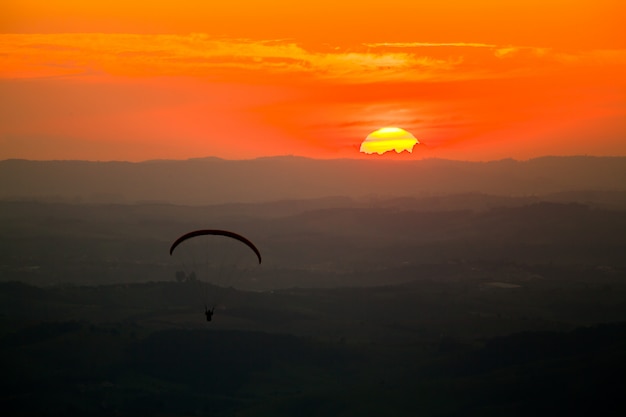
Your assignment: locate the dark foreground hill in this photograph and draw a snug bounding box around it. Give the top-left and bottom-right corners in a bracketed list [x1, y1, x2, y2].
[2, 156, 625, 204]
[1, 280, 625, 416]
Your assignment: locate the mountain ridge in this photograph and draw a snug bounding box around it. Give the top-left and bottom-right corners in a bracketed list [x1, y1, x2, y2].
[2, 155, 625, 205]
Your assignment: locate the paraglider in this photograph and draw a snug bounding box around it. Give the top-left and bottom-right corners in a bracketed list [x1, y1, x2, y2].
[205, 305, 215, 322]
[169, 229, 262, 264]
[169, 229, 262, 322]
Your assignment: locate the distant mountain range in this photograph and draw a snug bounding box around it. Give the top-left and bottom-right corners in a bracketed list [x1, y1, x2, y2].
[1, 156, 625, 205]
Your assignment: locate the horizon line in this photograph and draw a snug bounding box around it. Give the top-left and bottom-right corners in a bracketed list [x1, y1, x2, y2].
[2, 154, 624, 165]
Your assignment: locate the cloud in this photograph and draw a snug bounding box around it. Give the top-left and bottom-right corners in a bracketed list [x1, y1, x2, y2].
[364, 42, 497, 48]
[1, 34, 625, 86]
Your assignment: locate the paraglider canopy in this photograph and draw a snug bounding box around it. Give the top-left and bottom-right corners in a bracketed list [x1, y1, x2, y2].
[169, 229, 262, 264]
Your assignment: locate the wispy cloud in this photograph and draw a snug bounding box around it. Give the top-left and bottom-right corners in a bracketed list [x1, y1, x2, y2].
[1, 34, 625, 83]
[0, 34, 453, 82]
[364, 42, 497, 48]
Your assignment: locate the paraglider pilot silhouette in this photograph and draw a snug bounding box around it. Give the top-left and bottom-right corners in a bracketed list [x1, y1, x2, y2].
[169, 229, 262, 323]
[205, 305, 215, 321]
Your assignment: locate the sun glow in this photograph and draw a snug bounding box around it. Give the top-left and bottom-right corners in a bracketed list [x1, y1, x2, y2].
[2, 1, 625, 162]
[360, 127, 419, 155]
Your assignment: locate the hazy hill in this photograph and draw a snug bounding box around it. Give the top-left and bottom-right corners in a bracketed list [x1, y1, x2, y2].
[2, 156, 625, 204]
[2, 198, 625, 287]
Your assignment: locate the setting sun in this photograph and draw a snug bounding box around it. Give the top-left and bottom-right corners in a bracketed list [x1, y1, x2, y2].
[360, 127, 420, 155]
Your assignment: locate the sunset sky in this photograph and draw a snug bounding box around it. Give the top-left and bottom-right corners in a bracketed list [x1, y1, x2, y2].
[2, 0, 625, 161]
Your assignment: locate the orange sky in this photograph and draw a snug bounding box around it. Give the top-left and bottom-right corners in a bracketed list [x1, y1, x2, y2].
[1, 0, 625, 161]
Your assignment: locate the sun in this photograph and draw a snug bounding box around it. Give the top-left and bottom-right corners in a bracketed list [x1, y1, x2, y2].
[360, 127, 419, 155]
